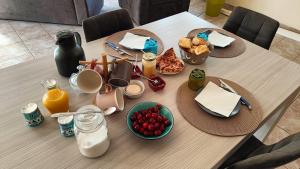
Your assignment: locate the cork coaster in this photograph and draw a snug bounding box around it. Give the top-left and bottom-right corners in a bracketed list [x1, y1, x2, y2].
[177, 76, 262, 136]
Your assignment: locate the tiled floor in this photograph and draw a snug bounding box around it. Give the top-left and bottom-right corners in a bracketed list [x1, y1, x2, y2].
[0, 0, 299, 168]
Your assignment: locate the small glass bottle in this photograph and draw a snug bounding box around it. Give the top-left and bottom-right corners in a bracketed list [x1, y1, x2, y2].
[41, 79, 69, 114]
[142, 52, 156, 78]
[74, 105, 110, 158]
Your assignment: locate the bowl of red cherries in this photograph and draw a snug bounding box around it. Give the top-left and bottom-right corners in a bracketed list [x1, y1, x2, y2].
[127, 102, 174, 140]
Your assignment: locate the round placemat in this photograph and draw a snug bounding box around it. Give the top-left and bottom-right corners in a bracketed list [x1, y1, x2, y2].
[188, 28, 246, 58]
[106, 29, 164, 61]
[176, 76, 262, 136]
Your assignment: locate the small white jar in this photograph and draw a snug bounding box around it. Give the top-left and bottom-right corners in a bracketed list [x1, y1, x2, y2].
[74, 105, 110, 158]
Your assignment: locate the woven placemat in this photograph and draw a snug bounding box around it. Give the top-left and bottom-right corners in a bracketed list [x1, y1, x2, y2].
[188, 28, 246, 58]
[105, 29, 164, 61]
[177, 76, 262, 136]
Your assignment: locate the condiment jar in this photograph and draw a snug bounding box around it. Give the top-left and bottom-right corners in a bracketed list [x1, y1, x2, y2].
[74, 105, 110, 158]
[142, 52, 156, 78]
[188, 69, 205, 91]
[41, 79, 69, 114]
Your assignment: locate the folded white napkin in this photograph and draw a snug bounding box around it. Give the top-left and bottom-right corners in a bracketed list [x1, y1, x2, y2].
[195, 81, 241, 117]
[208, 31, 235, 48]
[119, 32, 150, 50]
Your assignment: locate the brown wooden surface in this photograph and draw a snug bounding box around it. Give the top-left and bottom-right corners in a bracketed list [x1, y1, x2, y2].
[188, 28, 247, 58]
[177, 77, 263, 136]
[105, 28, 164, 61]
[0, 12, 300, 169]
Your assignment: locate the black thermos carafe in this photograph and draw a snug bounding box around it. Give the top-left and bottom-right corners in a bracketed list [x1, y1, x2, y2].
[54, 31, 86, 77]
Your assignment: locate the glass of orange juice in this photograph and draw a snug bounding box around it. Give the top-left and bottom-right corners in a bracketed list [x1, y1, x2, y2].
[41, 79, 69, 114]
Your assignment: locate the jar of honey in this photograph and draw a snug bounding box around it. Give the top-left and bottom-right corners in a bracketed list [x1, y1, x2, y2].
[142, 52, 156, 78]
[41, 79, 69, 114]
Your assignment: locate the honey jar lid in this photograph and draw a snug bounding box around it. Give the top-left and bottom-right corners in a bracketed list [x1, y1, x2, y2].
[142, 52, 156, 61]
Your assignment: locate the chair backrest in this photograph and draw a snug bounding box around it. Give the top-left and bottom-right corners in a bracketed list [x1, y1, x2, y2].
[223, 7, 279, 49]
[228, 133, 300, 169]
[83, 9, 134, 42]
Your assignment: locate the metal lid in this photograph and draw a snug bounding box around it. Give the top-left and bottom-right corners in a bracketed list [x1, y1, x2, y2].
[41, 79, 57, 90]
[142, 52, 156, 61]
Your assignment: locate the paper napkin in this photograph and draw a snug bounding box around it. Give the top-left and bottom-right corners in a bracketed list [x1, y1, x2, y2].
[208, 31, 235, 48]
[119, 32, 150, 50]
[195, 81, 241, 117]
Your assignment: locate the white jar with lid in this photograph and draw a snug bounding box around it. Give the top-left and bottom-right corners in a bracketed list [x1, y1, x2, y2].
[74, 105, 110, 158]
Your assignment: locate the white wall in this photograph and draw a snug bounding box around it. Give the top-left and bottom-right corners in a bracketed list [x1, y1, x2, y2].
[226, 0, 300, 30]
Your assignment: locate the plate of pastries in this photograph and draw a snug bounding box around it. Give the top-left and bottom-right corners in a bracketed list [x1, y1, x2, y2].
[178, 36, 213, 65]
[156, 48, 185, 75]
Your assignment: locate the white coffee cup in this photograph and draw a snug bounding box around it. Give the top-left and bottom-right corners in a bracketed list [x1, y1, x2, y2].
[77, 69, 103, 93]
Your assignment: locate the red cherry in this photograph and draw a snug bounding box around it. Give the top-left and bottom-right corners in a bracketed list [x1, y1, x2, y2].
[142, 110, 147, 115]
[156, 104, 162, 109]
[154, 122, 160, 129]
[143, 131, 150, 136]
[130, 115, 136, 121]
[151, 113, 158, 118]
[133, 121, 138, 126]
[160, 125, 165, 131]
[137, 114, 143, 120]
[138, 119, 144, 124]
[154, 130, 162, 136]
[157, 116, 163, 122]
[148, 131, 154, 136]
[134, 112, 139, 117]
[143, 122, 149, 129]
[139, 127, 145, 133]
[149, 118, 156, 124]
[164, 119, 170, 126]
[133, 124, 140, 131]
[148, 124, 154, 131]
[146, 113, 151, 119]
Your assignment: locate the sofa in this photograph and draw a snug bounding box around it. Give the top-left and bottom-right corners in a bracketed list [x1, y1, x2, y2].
[0, 0, 104, 25]
[118, 0, 190, 25]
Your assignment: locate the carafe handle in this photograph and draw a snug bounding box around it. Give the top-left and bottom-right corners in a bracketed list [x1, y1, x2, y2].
[74, 32, 82, 46]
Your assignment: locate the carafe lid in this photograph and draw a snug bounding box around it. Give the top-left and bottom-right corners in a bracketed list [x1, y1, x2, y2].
[56, 30, 74, 45]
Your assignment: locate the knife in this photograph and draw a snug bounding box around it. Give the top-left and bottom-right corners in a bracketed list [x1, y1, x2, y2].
[105, 41, 134, 58]
[219, 79, 252, 110]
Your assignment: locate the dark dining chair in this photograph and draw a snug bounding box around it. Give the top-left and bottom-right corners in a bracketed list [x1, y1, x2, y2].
[219, 133, 300, 169]
[82, 9, 134, 42]
[223, 7, 279, 49]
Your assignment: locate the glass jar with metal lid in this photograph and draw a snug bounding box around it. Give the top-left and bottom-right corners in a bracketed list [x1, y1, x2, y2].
[142, 52, 157, 78]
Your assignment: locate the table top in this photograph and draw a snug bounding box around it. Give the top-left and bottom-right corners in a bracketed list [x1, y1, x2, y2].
[0, 12, 299, 169]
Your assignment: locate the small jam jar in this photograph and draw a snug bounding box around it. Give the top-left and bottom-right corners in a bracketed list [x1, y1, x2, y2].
[142, 53, 156, 78]
[148, 76, 166, 92]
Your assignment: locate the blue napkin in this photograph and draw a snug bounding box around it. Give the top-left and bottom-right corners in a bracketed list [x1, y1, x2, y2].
[143, 38, 158, 54]
[197, 32, 208, 41]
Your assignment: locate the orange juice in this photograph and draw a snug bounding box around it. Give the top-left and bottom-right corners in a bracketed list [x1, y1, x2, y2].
[42, 88, 69, 114]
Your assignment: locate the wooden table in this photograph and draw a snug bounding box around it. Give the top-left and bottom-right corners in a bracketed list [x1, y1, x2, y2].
[0, 12, 299, 169]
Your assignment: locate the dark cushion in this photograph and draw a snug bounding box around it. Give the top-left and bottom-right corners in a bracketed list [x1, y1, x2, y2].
[83, 9, 134, 42]
[223, 7, 279, 49]
[118, 0, 190, 25]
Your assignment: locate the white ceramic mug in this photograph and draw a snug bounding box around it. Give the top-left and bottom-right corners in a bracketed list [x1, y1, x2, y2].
[95, 87, 124, 111]
[77, 69, 103, 93]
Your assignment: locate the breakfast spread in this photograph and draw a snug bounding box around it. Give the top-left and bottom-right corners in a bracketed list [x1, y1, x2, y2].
[156, 48, 184, 74]
[130, 104, 171, 137]
[179, 37, 210, 56]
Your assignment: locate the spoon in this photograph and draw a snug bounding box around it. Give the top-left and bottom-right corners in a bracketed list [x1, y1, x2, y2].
[51, 107, 117, 118]
[137, 73, 159, 84]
